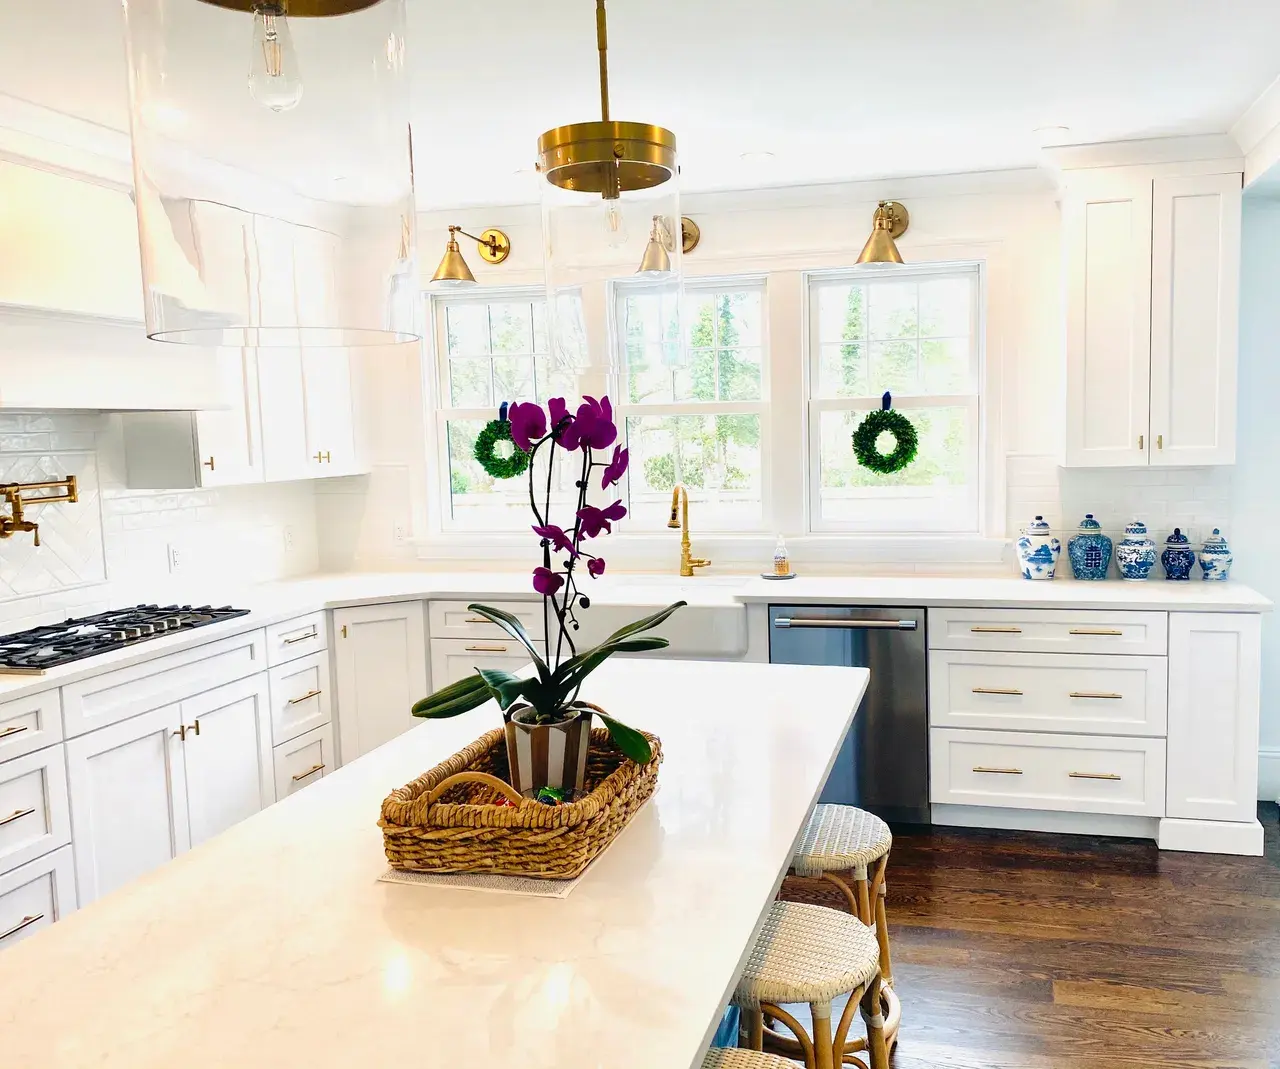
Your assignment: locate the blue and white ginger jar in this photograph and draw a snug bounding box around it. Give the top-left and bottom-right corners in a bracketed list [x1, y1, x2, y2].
[1067, 514, 1112, 580]
[1017, 516, 1061, 580]
[1116, 520, 1157, 581]
[1199, 528, 1233, 581]
[1160, 528, 1195, 581]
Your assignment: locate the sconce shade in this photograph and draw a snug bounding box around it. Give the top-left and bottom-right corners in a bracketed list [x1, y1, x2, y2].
[855, 201, 909, 266]
[637, 228, 672, 277]
[431, 236, 477, 287]
[121, 0, 419, 345]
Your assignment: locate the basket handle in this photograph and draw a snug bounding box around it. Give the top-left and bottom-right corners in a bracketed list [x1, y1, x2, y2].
[425, 770, 527, 807]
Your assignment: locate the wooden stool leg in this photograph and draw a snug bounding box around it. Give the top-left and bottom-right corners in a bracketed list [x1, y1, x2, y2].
[811, 1000, 836, 1069]
[855, 874, 873, 926]
[871, 856, 894, 987]
[859, 975, 890, 1069]
[760, 1002, 817, 1069]
[746, 1007, 764, 1051]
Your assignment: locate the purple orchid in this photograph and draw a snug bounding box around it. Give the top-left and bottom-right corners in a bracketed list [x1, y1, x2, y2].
[587, 556, 606, 578]
[548, 397, 572, 441]
[533, 524, 576, 556]
[532, 566, 563, 596]
[601, 445, 629, 489]
[508, 401, 547, 453]
[574, 395, 617, 450]
[576, 499, 627, 539]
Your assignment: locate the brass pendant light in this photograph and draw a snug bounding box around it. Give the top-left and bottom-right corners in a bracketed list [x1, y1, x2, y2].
[856, 201, 910, 265]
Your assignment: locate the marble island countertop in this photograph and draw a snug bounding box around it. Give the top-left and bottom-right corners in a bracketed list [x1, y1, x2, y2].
[0, 659, 869, 1069]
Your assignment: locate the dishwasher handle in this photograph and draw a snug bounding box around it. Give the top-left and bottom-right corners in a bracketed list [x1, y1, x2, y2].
[773, 616, 918, 631]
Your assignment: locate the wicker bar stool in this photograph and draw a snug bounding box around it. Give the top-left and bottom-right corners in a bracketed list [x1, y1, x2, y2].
[787, 805, 900, 1048]
[701, 1048, 799, 1068]
[733, 900, 889, 1069]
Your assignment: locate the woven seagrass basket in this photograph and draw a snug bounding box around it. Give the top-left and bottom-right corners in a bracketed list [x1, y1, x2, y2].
[379, 726, 661, 880]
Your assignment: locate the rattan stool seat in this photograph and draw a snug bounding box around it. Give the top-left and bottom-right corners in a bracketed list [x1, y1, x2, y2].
[792, 804, 892, 880]
[701, 1048, 799, 1069]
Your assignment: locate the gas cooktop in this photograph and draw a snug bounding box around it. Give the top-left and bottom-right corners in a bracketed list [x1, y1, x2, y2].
[0, 605, 252, 675]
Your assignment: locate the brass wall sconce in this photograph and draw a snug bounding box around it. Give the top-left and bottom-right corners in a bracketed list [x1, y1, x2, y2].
[431, 225, 512, 287]
[637, 216, 700, 277]
[856, 201, 909, 265]
[0, 477, 79, 547]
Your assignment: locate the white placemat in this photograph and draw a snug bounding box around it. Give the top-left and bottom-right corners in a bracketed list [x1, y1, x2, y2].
[378, 866, 582, 899]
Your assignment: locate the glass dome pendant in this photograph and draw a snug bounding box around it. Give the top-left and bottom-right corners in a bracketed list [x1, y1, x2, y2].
[536, 0, 683, 370]
[122, 0, 419, 346]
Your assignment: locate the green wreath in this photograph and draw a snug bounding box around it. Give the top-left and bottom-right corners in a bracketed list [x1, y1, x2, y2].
[474, 413, 530, 480]
[852, 393, 918, 475]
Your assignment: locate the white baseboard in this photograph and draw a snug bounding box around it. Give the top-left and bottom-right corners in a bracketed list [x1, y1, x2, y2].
[1158, 817, 1264, 856]
[930, 804, 1158, 841]
[1259, 747, 1280, 801]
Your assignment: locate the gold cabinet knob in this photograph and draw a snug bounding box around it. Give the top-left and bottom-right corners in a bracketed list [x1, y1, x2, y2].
[203, 457, 216, 470]
[313, 451, 332, 464]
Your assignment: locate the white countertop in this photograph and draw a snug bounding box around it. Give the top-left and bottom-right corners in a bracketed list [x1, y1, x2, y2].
[0, 658, 868, 1069]
[0, 568, 1267, 704]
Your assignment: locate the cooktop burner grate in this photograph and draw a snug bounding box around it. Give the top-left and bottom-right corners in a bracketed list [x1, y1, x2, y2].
[0, 605, 252, 674]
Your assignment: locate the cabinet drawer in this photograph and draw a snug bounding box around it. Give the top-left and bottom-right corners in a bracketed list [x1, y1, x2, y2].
[62, 629, 267, 737]
[930, 728, 1165, 817]
[267, 652, 332, 745]
[0, 747, 71, 875]
[430, 638, 531, 691]
[265, 613, 327, 667]
[273, 723, 334, 800]
[929, 608, 1167, 655]
[0, 846, 76, 952]
[929, 651, 1168, 736]
[428, 601, 545, 641]
[0, 689, 62, 764]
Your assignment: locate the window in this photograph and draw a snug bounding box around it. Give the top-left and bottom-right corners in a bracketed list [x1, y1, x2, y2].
[807, 265, 981, 533]
[616, 279, 767, 530]
[431, 290, 582, 530]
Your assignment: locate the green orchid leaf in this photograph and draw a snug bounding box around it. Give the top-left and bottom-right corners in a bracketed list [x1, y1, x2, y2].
[466, 604, 550, 681]
[601, 600, 687, 645]
[477, 667, 537, 711]
[595, 712, 654, 764]
[412, 673, 490, 718]
[552, 636, 670, 686]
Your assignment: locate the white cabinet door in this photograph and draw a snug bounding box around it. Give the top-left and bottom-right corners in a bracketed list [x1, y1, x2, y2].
[181, 675, 275, 848]
[430, 638, 530, 690]
[0, 847, 77, 952]
[333, 602, 427, 763]
[302, 347, 360, 475]
[1062, 173, 1153, 467]
[258, 346, 311, 482]
[65, 705, 190, 905]
[1166, 613, 1261, 823]
[193, 347, 265, 486]
[1149, 173, 1241, 467]
[273, 723, 335, 800]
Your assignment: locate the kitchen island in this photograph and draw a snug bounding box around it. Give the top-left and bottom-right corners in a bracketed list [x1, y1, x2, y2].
[0, 658, 868, 1069]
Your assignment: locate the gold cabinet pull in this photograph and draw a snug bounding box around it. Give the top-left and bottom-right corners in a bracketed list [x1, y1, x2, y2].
[341, 625, 348, 639]
[0, 724, 29, 740]
[1068, 771, 1122, 781]
[203, 456, 216, 471]
[0, 806, 35, 828]
[313, 451, 331, 464]
[1069, 628, 1123, 636]
[1157, 434, 1163, 449]
[1138, 434, 1144, 449]
[192, 719, 201, 737]
[287, 689, 322, 706]
[1069, 691, 1124, 700]
[0, 913, 44, 941]
[970, 626, 1022, 634]
[292, 762, 325, 782]
[973, 766, 1023, 775]
[173, 724, 187, 741]
[972, 687, 1023, 696]
[464, 644, 509, 653]
[282, 629, 318, 645]
[464, 616, 492, 624]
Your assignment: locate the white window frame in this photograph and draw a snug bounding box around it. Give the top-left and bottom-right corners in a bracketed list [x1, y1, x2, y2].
[612, 275, 772, 533]
[804, 262, 985, 535]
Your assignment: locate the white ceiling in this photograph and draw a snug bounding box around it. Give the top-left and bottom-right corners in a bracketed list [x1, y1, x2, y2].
[1, 0, 1278, 208]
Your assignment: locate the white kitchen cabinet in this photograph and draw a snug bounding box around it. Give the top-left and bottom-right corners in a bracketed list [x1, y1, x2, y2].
[1165, 612, 1260, 824]
[268, 652, 332, 744]
[0, 746, 71, 876]
[273, 723, 335, 800]
[259, 346, 362, 481]
[180, 676, 275, 848]
[66, 705, 191, 905]
[333, 602, 428, 763]
[1061, 166, 1242, 468]
[120, 347, 266, 489]
[0, 847, 76, 952]
[430, 637, 531, 690]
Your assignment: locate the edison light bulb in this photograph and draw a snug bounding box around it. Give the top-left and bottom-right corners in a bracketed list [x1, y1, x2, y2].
[249, 3, 303, 113]
[602, 200, 629, 248]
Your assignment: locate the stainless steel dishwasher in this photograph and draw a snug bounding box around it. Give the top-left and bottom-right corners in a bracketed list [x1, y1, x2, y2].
[769, 605, 928, 824]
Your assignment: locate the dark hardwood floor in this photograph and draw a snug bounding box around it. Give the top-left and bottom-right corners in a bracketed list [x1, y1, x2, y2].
[782, 804, 1280, 1069]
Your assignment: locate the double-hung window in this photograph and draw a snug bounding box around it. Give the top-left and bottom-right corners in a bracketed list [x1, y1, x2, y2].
[807, 264, 982, 533]
[615, 279, 768, 530]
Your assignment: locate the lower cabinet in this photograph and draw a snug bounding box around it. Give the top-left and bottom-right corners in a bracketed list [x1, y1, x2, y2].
[429, 637, 531, 690]
[0, 846, 76, 951]
[333, 601, 427, 763]
[65, 675, 274, 905]
[273, 723, 335, 800]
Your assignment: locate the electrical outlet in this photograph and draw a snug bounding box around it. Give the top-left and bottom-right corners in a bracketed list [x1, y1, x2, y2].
[283, 525, 296, 553]
[392, 521, 408, 545]
[167, 543, 183, 573]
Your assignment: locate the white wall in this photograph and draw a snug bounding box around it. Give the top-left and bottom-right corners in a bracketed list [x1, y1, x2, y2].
[0, 410, 319, 630]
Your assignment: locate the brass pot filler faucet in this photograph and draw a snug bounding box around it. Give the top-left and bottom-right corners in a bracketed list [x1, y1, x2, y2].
[0, 476, 79, 547]
[667, 483, 711, 578]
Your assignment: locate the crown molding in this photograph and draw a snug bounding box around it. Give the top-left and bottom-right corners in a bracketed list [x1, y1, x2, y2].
[1232, 72, 1280, 187]
[1042, 134, 1244, 175]
[0, 93, 132, 190]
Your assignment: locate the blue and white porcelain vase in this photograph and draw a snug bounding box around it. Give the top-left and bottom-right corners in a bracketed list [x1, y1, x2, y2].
[1198, 528, 1234, 581]
[1017, 516, 1061, 580]
[1067, 514, 1113, 580]
[1160, 528, 1195, 581]
[1115, 520, 1157, 581]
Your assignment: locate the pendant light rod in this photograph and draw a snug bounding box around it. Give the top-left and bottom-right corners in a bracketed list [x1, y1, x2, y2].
[596, 0, 610, 123]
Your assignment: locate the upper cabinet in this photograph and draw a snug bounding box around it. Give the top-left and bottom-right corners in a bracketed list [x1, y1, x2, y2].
[1061, 166, 1242, 468]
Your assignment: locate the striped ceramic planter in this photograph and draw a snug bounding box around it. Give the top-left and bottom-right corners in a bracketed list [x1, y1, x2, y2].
[503, 705, 592, 797]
